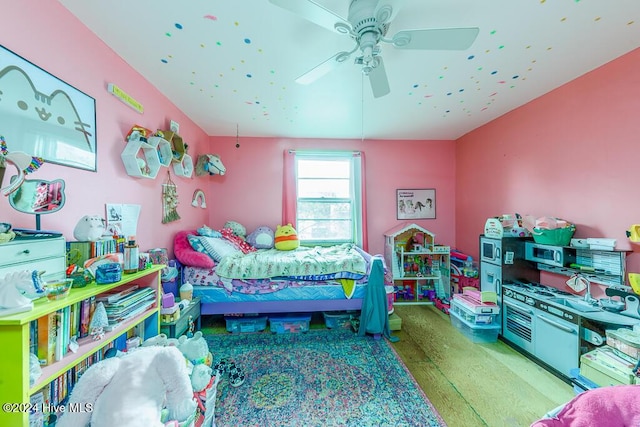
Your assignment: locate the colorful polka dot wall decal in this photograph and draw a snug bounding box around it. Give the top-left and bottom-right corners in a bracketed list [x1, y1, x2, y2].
[204, 15, 217, 21]
[175, 23, 183, 30]
[246, 74, 252, 78]
[161, 59, 168, 63]
[467, 55, 475, 60]
[244, 38, 251, 44]
[165, 32, 172, 37]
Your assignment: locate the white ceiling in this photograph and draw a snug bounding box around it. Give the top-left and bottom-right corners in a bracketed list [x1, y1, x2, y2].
[58, 0, 640, 140]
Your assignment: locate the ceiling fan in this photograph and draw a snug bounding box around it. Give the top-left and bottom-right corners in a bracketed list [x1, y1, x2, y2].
[269, 0, 479, 98]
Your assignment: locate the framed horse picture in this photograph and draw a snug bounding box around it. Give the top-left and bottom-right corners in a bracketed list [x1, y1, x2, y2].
[396, 189, 436, 220]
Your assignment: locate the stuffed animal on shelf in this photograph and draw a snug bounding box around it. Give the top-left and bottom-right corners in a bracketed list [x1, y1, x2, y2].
[73, 215, 106, 242]
[246, 226, 275, 249]
[0, 270, 39, 316]
[274, 223, 299, 251]
[56, 346, 197, 427]
[3, 270, 46, 300]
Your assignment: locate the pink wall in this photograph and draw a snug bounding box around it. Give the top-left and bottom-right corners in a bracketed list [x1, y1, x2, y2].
[1, 0, 211, 257]
[456, 48, 640, 296]
[207, 137, 456, 256]
[1, 1, 456, 259]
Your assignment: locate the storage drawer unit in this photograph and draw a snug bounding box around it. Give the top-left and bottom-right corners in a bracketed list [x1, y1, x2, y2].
[160, 297, 201, 338]
[0, 236, 66, 281]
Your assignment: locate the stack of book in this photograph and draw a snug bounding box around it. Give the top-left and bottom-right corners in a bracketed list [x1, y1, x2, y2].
[96, 285, 156, 331]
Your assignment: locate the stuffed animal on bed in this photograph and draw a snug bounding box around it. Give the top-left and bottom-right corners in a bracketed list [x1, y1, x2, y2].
[223, 220, 246, 240]
[247, 226, 275, 249]
[56, 346, 197, 427]
[274, 223, 299, 251]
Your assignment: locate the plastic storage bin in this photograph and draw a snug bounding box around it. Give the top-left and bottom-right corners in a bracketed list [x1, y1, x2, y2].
[450, 298, 500, 325]
[322, 311, 359, 329]
[532, 225, 576, 246]
[225, 315, 268, 333]
[269, 314, 311, 334]
[605, 328, 640, 360]
[449, 309, 500, 343]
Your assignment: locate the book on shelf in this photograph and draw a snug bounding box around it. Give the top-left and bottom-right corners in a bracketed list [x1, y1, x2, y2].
[102, 288, 155, 331]
[66, 238, 120, 267]
[30, 320, 38, 356]
[37, 312, 57, 366]
[29, 390, 45, 427]
[79, 298, 91, 338]
[95, 285, 139, 304]
[54, 311, 63, 362]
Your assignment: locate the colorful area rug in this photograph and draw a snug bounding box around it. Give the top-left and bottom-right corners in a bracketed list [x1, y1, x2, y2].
[205, 329, 446, 427]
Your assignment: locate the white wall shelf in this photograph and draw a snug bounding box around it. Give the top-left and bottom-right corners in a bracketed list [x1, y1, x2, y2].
[147, 136, 173, 167]
[173, 153, 193, 178]
[121, 140, 161, 179]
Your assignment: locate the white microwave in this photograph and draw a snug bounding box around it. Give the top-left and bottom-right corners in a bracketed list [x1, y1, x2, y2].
[524, 242, 574, 267]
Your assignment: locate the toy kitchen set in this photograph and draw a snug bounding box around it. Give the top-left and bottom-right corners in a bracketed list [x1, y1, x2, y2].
[480, 216, 640, 386]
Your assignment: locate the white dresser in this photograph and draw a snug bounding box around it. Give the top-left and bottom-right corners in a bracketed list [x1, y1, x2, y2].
[0, 236, 66, 281]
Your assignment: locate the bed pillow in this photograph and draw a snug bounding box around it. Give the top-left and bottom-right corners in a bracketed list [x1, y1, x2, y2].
[173, 230, 215, 269]
[188, 234, 242, 262]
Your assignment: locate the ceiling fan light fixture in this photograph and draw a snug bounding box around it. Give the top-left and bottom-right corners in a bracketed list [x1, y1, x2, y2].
[334, 22, 351, 34]
[392, 32, 411, 47]
[336, 52, 351, 63]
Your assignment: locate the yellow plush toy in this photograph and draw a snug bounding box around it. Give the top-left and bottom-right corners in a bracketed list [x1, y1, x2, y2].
[274, 223, 300, 250]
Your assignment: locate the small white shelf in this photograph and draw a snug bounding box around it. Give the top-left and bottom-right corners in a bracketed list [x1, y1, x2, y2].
[147, 136, 173, 167]
[173, 153, 193, 178]
[121, 140, 161, 179]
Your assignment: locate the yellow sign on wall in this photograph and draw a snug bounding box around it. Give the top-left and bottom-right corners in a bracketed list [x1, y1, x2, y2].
[107, 83, 143, 113]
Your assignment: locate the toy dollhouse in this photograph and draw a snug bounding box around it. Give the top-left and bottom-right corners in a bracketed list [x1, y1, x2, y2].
[384, 223, 450, 305]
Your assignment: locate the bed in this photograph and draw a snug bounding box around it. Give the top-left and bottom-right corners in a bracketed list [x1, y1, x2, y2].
[173, 229, 385, 315]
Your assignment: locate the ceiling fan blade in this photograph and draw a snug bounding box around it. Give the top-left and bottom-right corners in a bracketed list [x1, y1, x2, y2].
[295, 51, 351, 85]
[268, 0, 350, 34]
[392, 27, 480, 50]
[368, 57, 390, 98]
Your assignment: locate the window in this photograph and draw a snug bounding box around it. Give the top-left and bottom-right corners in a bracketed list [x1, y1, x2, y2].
[283, 150, 368, 250]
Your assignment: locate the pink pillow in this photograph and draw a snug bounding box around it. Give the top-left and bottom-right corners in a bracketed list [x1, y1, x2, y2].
[174, 230, 215, 269]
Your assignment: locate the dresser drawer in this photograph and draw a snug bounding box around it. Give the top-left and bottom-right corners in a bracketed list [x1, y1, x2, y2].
[0, 256, 66, 281]
[0, 237, 66, 267]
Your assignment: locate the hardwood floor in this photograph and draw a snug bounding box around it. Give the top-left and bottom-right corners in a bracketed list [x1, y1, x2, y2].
[390, 305, 575, 427]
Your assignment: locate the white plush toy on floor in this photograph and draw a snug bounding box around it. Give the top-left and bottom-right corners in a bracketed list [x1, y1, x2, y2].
[56, 346, 196, 427]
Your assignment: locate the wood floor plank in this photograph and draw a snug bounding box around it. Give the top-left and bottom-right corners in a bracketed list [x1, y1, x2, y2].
[390, 305, 575, 427]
